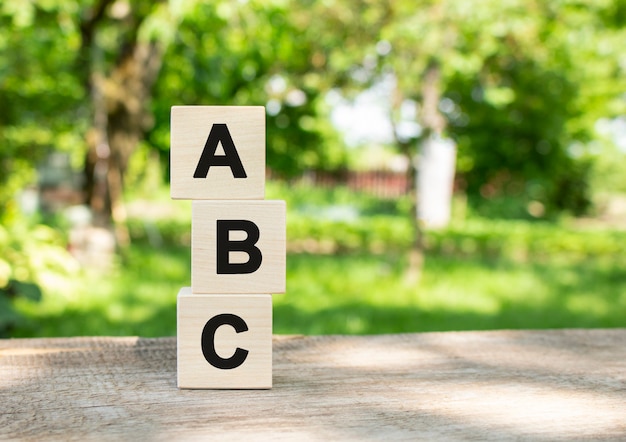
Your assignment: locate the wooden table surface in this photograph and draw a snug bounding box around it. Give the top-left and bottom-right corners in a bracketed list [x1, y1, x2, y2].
[1, 329, 625, 441]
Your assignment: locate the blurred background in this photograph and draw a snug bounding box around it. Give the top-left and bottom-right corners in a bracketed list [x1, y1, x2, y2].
[1, 0, 625, 338]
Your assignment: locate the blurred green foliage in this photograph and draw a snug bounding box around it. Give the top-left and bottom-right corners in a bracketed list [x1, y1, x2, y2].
[1, 0, 625, 213]
[280, 183, 626, 260]
[0, 221, 78, 337]
[10, 183, 626, 337]
[149, 0, 347, 177]
[1, 1, 626, 336]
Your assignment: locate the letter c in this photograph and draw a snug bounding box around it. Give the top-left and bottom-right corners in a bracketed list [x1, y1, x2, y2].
[201, 313, 249, 369]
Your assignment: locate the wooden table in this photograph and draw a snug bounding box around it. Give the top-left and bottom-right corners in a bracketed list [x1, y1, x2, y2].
[1, 329, 624, 441]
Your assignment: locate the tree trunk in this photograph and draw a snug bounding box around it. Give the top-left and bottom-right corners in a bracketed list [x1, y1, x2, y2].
[79, 3, 164, 247]
[392, 59, 447, 283]
[101, 42, 163, 247]
[405, 157, 425, 284]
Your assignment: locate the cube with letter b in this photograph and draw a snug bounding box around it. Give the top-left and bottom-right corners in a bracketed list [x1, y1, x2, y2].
[191, 200, 286, 294]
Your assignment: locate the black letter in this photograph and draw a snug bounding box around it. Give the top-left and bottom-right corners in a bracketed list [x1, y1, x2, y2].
[216, 220, 262, 274]
[193, 123, 247, 178]
[201, 314, 249, 369]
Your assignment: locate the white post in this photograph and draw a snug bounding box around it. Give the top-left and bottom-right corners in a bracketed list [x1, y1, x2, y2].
[417, 136, 457, 229]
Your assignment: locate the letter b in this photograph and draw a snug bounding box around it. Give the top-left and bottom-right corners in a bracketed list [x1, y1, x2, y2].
[216, 220, 263, 274]
[192, 200, 285, 294]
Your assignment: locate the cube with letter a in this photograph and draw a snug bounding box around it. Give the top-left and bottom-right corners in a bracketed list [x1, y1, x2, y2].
[191, 200, 286, 294]
[170, 106, 265, 200]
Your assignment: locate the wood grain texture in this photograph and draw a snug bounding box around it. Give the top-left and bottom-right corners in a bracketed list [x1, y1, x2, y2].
[170, 105, 265, 200]
[1, 329, 625, 441]
[192, 200, 286, 294]
[177, 289, 272, 389]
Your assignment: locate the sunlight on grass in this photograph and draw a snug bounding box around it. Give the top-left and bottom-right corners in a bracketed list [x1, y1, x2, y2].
[273, 252, 626, 335]
[565, 294, 611, 317]
[10, 183, 626, 338]
[14, 248, 626, 337]
[14, 244, 189, 337]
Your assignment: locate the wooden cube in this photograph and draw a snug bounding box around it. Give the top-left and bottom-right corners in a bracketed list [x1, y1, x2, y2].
[170, 106, 265, 200]
[192, 200, 286, 294]
[177, 288, 272, 389]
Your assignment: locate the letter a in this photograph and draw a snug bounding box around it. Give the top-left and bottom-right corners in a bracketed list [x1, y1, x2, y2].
[193, 123, 247, 179]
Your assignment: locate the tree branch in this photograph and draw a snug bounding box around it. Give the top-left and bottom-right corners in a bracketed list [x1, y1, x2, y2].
[77, 0, 115, 90]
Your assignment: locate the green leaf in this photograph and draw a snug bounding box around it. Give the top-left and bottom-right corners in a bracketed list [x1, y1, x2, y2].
[9, 280, 43, 302]
[0, 259, 11, 288]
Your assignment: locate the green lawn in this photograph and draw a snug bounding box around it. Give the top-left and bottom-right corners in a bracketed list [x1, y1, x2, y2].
[8, 183, 626, 337]
[279, 253, 626, 334]
[12, 244, 626, 337]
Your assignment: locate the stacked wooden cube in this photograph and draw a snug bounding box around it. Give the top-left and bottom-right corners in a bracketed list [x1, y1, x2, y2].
[170, 106, 285, 389]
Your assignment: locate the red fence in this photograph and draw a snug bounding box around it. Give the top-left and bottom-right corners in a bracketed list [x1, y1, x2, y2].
[286, 170, 411, 199]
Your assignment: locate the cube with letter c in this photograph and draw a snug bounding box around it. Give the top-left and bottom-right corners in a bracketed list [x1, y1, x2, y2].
[177, 288, 272, 389]
[191, 200, 286, 294]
